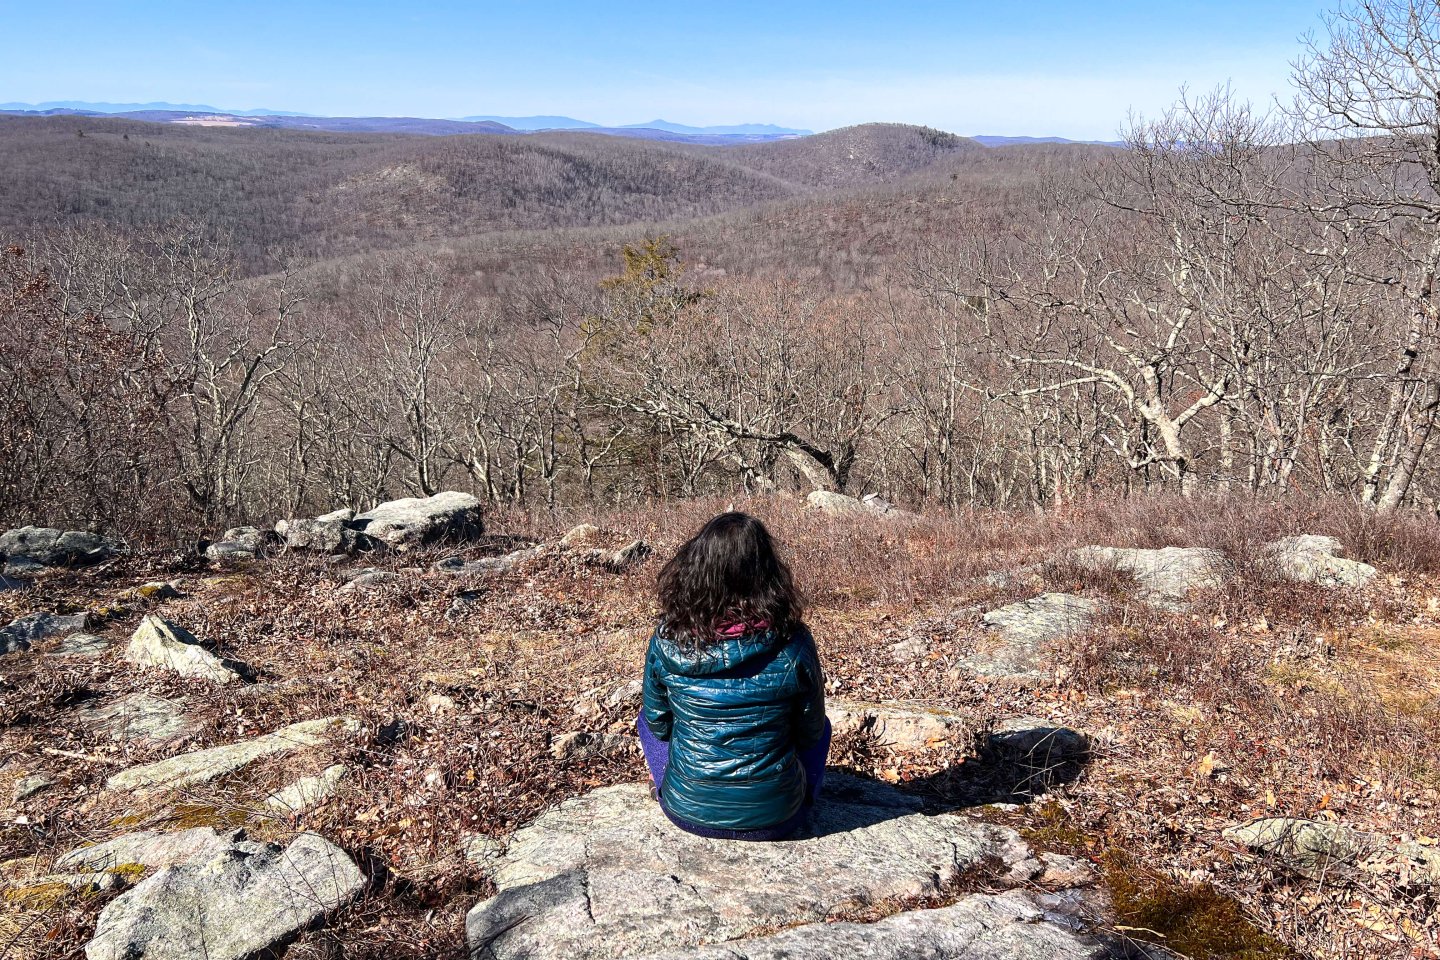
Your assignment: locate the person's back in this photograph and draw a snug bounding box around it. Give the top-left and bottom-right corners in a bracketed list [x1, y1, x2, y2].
[637, 512, 829, 841]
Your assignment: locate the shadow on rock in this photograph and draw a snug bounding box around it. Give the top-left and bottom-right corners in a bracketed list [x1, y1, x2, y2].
[896, 722, 1092, 811]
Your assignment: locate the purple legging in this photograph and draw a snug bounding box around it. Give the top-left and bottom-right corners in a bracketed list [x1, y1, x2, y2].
[636, 712, 831, 841]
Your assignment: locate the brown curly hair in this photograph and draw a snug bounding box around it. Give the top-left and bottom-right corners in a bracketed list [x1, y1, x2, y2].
[656, 512, 804, 648]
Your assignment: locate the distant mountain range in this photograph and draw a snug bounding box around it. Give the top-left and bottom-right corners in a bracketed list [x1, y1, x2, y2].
[460, 115, 600, 130]
[460, 116, 812, 136]
[971, 134, 1125, 148]
[0, 101, 1114, 146]
[3, 103, 810, 137]
[0, 100, 313, 117]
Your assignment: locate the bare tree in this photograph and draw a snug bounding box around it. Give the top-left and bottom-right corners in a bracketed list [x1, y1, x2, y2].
[1290, 0, 1440, 509]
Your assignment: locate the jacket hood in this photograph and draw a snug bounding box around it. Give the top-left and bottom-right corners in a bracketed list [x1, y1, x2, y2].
[654, 622, 786, 677]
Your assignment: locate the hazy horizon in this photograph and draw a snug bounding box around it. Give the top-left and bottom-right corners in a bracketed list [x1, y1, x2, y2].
[1, 1, 1332, 141]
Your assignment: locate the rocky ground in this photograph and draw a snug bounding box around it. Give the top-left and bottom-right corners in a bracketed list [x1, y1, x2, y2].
[1, 493, 1438, 959]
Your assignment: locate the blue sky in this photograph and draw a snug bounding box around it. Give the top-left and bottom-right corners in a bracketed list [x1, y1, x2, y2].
[1, 1, 1333, 139]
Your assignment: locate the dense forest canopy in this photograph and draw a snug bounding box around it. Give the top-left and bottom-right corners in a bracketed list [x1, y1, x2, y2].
[6, 0, 1440, 543]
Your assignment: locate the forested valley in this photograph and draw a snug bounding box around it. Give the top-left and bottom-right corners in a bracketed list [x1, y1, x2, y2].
[8, 30, 1440, 547]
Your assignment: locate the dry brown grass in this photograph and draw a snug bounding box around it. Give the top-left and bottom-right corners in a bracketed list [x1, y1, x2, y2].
[2, 492, 1439, 958]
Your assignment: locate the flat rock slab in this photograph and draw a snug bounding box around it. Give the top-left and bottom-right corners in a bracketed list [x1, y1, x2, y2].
[53, 632, 112, 655]
[14, 774, 53, 801]
[1224, 816, 1440, 886]
[828, 697, 970, 752]
[4, 556, 48, 578]
[435, 544, 545, 578]
[1071, 545, 1226, 602]
[84, 832, 363, 960]
[337, 569, 405, 594]
[628, 890, 1114, 960]
[1, 611, 89, 654]
[75, 693, 193, 742]
[466, 773, 1040, 960]
[58, 826, 243, 872]
[969, 593, 1101, 677]
[106, 716, 359, 793]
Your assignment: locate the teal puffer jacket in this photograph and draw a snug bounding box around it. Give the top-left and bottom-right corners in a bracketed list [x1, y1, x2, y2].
[642, 621, 826, 831]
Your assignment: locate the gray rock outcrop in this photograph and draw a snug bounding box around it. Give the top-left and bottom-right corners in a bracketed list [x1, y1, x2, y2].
[336, 568, 404, 594]
[435, 544, 544, 577]
[969, 593, 1101, 678]
[84, 832, 364, 960]
[275, 515, 373, 554]
[57, 827, 244, 873]
[1224, 816, 1440, 887]
[1265, 535, 1377, 588]
[3, 557, 47, 578]
[351, 491, 484, 549]
[827, 697, 970, 752]
[0, 526, 121, 568]
[204, 526, 279, 562]
[1223, 817, 1378, 872]
[1071, 545, 1227, 602]
[265, 764, 348, 814]
[14, 774, 53, 801]
[106, 716, 360, 793]
[75, 692, 193, 742]
[465, 773, 1076, 960]
[1, 611, 89, 654]
[53, 632, 111, 655]
[804, 490, 907, 518]
[124, 615, 249, 683]
[631, 890, 1113, 960]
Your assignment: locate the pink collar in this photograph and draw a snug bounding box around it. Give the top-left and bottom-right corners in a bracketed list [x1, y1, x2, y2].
[717, 619, 771, 637]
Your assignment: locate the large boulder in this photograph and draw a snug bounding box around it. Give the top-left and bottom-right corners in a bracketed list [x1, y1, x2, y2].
[1071, 545, 1227, 602]
[106, 716, 360, 794]
[274, 516, 374, 554]
[804, 490, 908, 519]
[83, 832, 364, 960]
[204, 526, 278, 562]
[1, 611, 89, 655]
[1265, 535, 1377, 588]
[124, 616, 249, 684]
[351, 491, 484, 549]
[0, 526, 121, 568]
[465, 773, 1083, 960]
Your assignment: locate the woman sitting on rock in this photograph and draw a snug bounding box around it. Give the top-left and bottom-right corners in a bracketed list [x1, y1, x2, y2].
[637, 511, 830, 840]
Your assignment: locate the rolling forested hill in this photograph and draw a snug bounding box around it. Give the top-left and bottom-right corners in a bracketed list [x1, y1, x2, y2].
[0, 115, 1093, 273]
